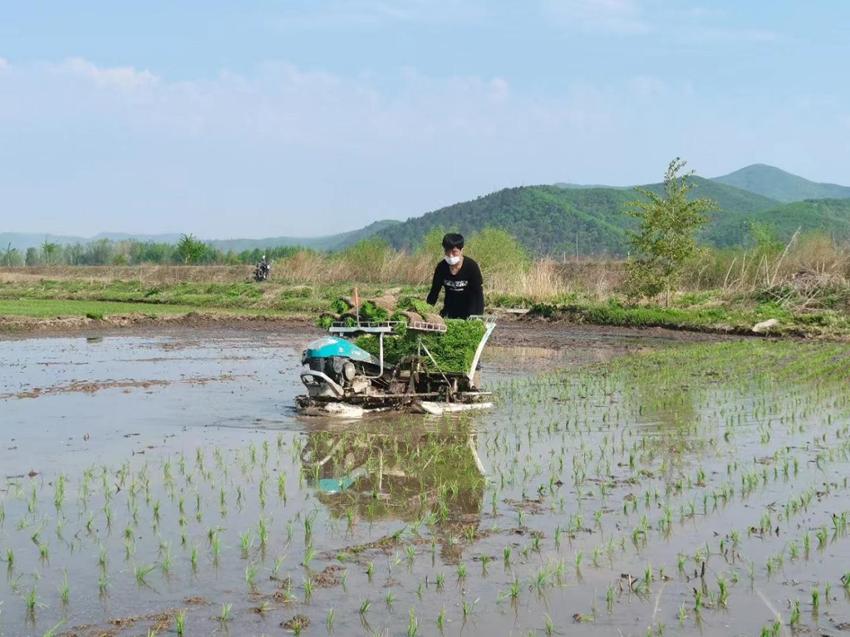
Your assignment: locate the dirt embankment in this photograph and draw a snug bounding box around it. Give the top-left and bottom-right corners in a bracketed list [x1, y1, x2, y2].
[0, 264, 255, 284]
[0, 307, 735, 345]
[0, 311, 315, 337]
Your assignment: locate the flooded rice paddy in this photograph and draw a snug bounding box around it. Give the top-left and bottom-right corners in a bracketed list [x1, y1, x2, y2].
[2, 325, 850, 636]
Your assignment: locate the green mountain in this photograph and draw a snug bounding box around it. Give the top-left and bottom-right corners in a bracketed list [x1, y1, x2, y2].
[377, 178, 780, 256]
[208, 220, 400, 252]
[0, 221, 399, 253]
[710, 198, 850, 248]
[713, 164, 850, 202]
[0, 233, 123, 252]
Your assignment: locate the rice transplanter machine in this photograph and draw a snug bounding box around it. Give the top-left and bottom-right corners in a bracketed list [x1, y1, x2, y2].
[296, 318, 495, 417]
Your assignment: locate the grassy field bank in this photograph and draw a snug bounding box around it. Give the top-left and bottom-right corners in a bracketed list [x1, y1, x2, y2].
[2, 254, 849, 338]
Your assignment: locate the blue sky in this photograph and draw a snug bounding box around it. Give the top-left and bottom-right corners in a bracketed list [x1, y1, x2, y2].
[1, 1, 848, 238]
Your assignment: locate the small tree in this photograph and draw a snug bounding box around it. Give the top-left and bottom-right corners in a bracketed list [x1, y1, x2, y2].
[41, 241, 61, 265]
[338, 237, 391, 282]
[416, 227, 451, 257]
[466, 228, 529, 275]
[25, 247, 39, 266]
[1, 243, 23, 267]
[175, 234, 208, 264]
[624, 158, 716, 303]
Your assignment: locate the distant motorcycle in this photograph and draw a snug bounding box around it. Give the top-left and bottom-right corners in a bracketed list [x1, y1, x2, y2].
[253, 259, 271, 282]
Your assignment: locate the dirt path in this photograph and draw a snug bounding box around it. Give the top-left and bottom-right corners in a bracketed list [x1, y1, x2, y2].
[0, 310, 737, 347]
[492, 317, 737, 348]
[0, 311, 316, 338]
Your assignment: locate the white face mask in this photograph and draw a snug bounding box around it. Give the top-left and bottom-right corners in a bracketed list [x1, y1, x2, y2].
[444, 255, 461, 266]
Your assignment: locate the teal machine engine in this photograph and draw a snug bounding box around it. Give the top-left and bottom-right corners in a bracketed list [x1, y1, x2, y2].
[300, 336, 383, 400]
[296, 320, 496, 418]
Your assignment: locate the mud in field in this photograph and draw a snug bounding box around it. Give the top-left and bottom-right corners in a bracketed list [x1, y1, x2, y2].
[2, 326, 848, 637]
[0, 311, 316, 335]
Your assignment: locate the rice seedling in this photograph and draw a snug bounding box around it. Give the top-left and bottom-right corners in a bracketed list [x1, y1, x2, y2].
[509, 577, 521, 600]
[25, 586, 38, 615]
[789, 599, 800, 626]
[134, 563, 156, 586]
[359, 599, 371, 616]
[211, 533, 222, 563]
[303, 575, 314, 602]
[42, 620, 65, 637]
[239, 530, 253, 555]
[462, 598, 476, 618]
[218, 602, 232, 622]
[175, 610, 186, 636]
[436, 572, 445, 591]
[257, 516, 268, 547]
[693, 588, 703, 613]
[456, 562, 467, 580]
[59, 570, 70, 604]
[244, 562, 258, 590]
[816, 526, 828, 548]
[53, 475, 65, 510]
[436, 607, 446, 631]
[643, 564, 652, 591]
[408, 608, 419, 637]
[303, 543, 316, 566]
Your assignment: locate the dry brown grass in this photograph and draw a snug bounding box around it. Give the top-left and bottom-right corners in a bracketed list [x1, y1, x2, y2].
[270, 250, 434, 285]
[688, 236, 850, 294]
[0, 265, 250, 284]
[3, 238, 848, 307]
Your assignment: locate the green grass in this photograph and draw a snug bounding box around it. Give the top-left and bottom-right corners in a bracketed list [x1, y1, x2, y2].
[0, 298, 303, 320]
[0, 299, 208, 318]
[528, 295, 850, 338]
[0, 279, 428, 322]
[2, 276, 848, 339]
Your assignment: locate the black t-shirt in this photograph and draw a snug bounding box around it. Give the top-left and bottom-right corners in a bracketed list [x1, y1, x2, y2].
[426, 257, 485, 319]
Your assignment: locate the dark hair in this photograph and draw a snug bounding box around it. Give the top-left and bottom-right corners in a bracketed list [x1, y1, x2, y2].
[441, 233, 464, 251]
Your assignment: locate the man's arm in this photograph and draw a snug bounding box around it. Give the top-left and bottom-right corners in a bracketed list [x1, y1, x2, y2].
[426, 264, 442, 306]
[468, 261, 484, 316]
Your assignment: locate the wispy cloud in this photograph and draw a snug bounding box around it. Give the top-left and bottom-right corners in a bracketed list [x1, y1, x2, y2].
[0, 55, 847, 235]
[667, 5, 783, 44]
[541, 2, 782, 43]
[273, 0, 487, 30]
[54, 57, 159, 90]
[542, 0, 650, 35]
[681, 26, 780, 44]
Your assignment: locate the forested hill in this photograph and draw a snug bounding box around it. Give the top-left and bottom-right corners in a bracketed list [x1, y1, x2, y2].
[376, 178, 782, 256]
[709, 198, 850, 248]
[208, 219, 400, 252]
[713, 164, 850, 203]
[0, 220, 400, 253]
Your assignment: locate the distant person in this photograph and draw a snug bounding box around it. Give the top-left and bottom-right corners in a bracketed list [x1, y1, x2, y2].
[254, 254, 271, 281]
[426, 233, 484, 319]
